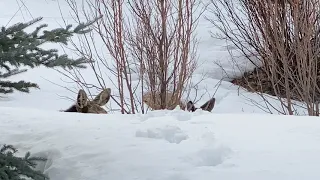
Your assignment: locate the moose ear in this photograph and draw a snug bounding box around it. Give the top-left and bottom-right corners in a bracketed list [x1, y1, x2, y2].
[200, 97, 216, 112]
[76, 89, 88, 109]
[92, 88, 111, 106]
[186, 101, 196, 112]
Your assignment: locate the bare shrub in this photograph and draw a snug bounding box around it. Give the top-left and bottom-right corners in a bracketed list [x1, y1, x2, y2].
[126, 0, 203, 110]
[58, 0, 204, 114]
[206, 0, 320, 116]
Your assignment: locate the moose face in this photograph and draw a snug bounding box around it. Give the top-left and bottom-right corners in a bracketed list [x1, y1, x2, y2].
[64, 88, 111, 114]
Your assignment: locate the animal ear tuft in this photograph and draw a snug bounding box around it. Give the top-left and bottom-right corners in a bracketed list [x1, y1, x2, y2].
[186, 101, 196, 112]
[200, 97, 215, 112]
[92, 88, 111, 106]
[76, 89, 88, 109]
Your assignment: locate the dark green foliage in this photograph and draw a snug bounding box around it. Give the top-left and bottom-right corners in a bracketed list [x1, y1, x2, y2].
[0, 16, 100, 94]
[0, 144, 49, 180]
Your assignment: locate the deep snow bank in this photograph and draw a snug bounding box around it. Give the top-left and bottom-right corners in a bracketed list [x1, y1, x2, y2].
[1, 107, 320, 180]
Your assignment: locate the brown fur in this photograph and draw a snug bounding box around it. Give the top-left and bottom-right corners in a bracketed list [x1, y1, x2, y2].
[142, 91, 186, 110]
[63, 88, 111, 114]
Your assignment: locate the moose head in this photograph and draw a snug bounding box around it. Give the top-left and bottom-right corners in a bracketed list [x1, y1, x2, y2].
[186, 97, 216, 113]
[63, 88, 111, 114]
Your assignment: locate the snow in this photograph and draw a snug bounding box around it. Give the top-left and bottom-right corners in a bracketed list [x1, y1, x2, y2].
[1, 0, 320, 180]
[2, 107, 320, 180]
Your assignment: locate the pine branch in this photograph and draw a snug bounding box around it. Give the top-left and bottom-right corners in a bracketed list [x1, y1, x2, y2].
[0, 68, 27, 78]
[0, 144, 49, 180]
[0, 16, 101, 94]
[0, 16, 100, 69]
[0, 80, 39, 94]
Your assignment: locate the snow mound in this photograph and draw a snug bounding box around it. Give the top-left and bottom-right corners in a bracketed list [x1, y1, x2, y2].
[2, 107, 320, 180]
[136, 125, 189, 144]
[185, 145, 232, 167]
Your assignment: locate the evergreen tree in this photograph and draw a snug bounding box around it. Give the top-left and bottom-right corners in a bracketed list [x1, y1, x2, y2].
[0, 16, 98, 94]
[0, 144, 49, 180]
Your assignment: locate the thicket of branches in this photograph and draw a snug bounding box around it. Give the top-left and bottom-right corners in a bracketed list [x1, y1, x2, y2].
[206, 0, 320, 116]
[59, 0, 204, 114]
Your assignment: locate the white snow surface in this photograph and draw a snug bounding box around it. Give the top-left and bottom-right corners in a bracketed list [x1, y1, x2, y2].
[2, 107, 320, 180]
[1, 0, 320, 180]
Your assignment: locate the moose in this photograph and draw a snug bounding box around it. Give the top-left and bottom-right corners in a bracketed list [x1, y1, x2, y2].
[142, 91, 216, 112]
[63, 88, 215, 114]
[63, 88, 111, 114]
[186, 97, 216, 112]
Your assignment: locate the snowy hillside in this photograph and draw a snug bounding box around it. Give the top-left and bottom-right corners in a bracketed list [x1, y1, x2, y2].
[2, 107, 320, 180]
[1, 0, 320, 180]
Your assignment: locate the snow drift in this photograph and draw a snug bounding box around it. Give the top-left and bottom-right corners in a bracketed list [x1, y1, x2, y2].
[2, 107, 320, 180]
